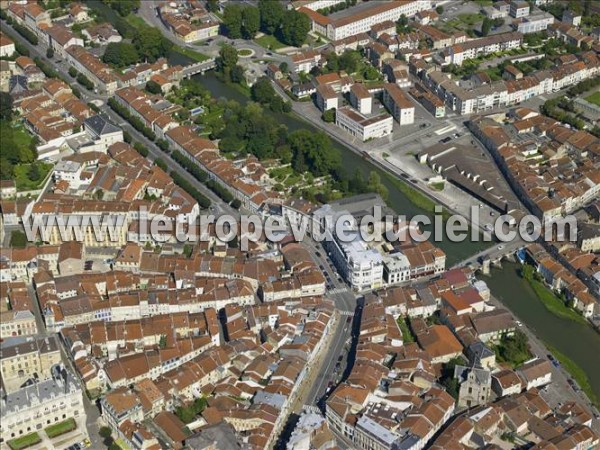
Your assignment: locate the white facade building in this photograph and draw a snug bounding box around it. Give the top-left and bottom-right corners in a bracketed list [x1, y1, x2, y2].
[335, 106, 393, 141]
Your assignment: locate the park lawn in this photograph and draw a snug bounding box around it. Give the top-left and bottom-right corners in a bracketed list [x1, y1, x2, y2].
[255, 34, 287, 51]
[458, 13, 485, 27]
[13, 162, 53, 191]
[45, 418, 76, 438]
[8, 432, 41, 450]
[0, 121, 34, 150]
[585, 91, 600, 107]
[545, 343, 599, 408]
[171, 46, 210, 62]
[525, 275, 589, 326]
[125, 14, 148, 30]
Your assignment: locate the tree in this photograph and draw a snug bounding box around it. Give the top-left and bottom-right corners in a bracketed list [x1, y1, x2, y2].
[99, 427, 112, 439]
[367, 171, 388, 200]
[279, 62, 289, 73]
[46, 47, 54, 58]
[288, 130, 340, 177]
[206, 0, 219, 13]
[133, 27, 172, 62]
[216, 44, 239, 82]
[231, 65, 245, 84]
[258, 0, 285, 34]
[28, 163, 41, 182]
[145, 80, 162, 95]
[223, 4, 243, 39]
[68, 67, 78, 78]
[0, 92, 13, 121]
[108, 444, 121, 450]
[102, 42, 140, 68]
[322, 108, 335, 123]
[251, 76, 276, 104]
[242, 6, 260, 39]
[338, 50, 362, 74]
[279, 10, 310, 47]
[436, 5, 444, 14]
[481, 17, 493, 36]
[159, 335, 167, 349]
[103, 0, 140, 16]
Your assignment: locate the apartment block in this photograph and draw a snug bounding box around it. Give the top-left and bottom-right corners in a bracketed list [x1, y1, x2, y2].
[335, 106, 393, 141]
[382, 83, 415, 125]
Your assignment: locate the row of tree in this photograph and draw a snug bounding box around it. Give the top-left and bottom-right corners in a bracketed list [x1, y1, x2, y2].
[107, 97, 157, 141]
[222, 0, 311, 47]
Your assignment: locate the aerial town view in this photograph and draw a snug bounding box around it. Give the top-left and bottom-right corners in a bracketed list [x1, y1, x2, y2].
[0, 0, 600, 449]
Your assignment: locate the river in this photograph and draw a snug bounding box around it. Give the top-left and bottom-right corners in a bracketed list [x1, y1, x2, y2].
[484, 263, 600, 403]
[167, 56, 600, 403]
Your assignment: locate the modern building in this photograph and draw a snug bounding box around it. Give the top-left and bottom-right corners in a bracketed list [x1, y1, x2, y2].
[350, 83, 372, 115]
[382, 84, 415, 125]
[316, 84, 338, 112]
[335, 106, 393, 141]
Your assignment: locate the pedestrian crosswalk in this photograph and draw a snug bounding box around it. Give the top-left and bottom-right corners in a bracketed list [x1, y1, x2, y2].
[303, 405, 322, 414]
[339, 310, 354, 317]
[328, 287, 348, 295]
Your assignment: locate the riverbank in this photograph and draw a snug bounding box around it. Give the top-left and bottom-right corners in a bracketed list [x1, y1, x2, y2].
[520, 264, 590, 326]
[545, 343, 599, 408]
[483, 263, 600, 408]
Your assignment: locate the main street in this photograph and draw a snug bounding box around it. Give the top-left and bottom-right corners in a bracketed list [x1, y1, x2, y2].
[2, 18, 238, 219]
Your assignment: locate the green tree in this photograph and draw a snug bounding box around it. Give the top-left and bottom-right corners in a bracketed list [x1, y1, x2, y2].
[251, 76, 276, 104]
[10, 231, 27, 248]
[0, 92, 13, 121]
[338, 50, 362, 74]
[145, 80, 162, 95]
[288, 130, 340, 177]
[133, 27, 173, 63]
[46, 47, 54, 58]
[223, 4, 243, 39]
[322, 108, 335, 123]
[68, 67, 78, 78]
[436, 5, 444, 14]
[99, 427, 112, 439]
[481, 17, 493, 36]
[159, 335, 167, 349]
[102, 42, 140, 68]
[367, 171, 388, 200]
[279, 10, 310, 47]
[206, 0, 219, 13]
[258, 0, 285, 34]
[28, 163, 41, 182]
[216, 45, 240, 82]
[242, 6, 260, 39]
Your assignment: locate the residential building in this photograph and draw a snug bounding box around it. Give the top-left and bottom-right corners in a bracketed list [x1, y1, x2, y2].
[316, 84, 338, 112]
[382, 83, 415, 125]
[0, 310, 38, 339]
[0, 336, 62, 393]
[510, 1, 530, 18]
[517, 359, 552, 390]
[515, 12, 554, 34]
[0, 33, 15, 58]
[350, 83, 372, 114]
[335, 106, 393, 141]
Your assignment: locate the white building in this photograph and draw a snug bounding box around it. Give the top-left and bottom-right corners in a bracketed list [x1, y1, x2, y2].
[350, 84, 372, 114]
[516, 12, 554, 34]
[382, 83, 415, 125]
[316, 84, 338, 112]
[0, 366, 85, 444]
[0, 33, 16, 58]
[336, 106, 393, 141]
[510, 1, 530, 18]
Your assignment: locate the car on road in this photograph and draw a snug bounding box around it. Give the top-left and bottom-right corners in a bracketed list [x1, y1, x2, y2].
[266, 52, 273, 56]
[315, 251, 321, 257]
[439, 136, 452, 143]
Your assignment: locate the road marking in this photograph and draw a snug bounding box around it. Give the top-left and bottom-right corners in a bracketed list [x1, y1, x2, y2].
[328, 287, 348, 295]
[303, 405, 322, 414]
[339, 311, 354, 316]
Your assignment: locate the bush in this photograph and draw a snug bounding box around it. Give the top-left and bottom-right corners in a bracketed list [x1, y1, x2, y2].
[77, 73, 94, 91]
[154, 158, 168, 171]
[134, 142, 149, 157]
[68, 67, 78, 78]
[12, 23, 38, 45]
[46, 47, 54, 59]
[170, 171, 211, 209]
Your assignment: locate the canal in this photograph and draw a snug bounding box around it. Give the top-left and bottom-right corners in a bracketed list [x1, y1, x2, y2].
[484, 263, 600, 403]
[169, 59, 600, 402]
[175, 64, 491, 266]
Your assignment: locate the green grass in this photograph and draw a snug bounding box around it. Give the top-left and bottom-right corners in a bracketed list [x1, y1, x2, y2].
[45, 418, 76, 438]
[8, 433, 41, 450]
[523, 273, 589, 326]
[545, 343, 599, 408]
[585, 91, 600, 107]
[125, 14, 147, 30]
[255, 34, 287, 51]
[171, 46, 210, 62]
[430, 182, 445, 191]
[396, 316, 415, 343]
[457, 13, 485, 26]
[383, 172, 452, 220]
[238, 49, 253, 57]
[13, 162, 53, 191]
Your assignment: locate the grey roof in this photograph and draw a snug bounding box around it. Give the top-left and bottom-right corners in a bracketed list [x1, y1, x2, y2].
[253, 390, 287, 410]
[454, 365, 492, 385]
[468, 341, 495, 364]
[357, 415, 400, 446]
[0, 336, 59, 361]
[1, 366, 80, 416]
[185, 423, 240, 449]
[84, 115, 120, 136]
